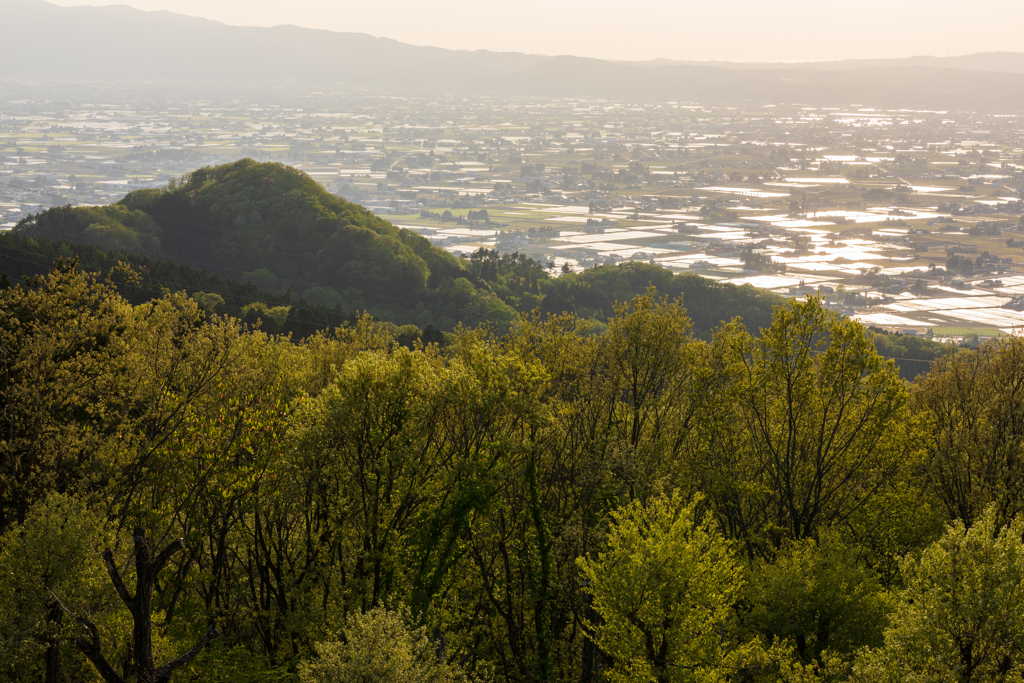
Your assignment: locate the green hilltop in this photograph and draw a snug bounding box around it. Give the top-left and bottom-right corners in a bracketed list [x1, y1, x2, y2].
[19, 159, 516, 330]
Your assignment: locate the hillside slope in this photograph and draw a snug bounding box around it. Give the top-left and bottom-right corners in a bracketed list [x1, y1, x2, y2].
[16, 159, 516, 330]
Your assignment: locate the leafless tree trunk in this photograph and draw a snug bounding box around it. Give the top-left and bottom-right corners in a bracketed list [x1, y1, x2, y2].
[76, 527, 219, 683]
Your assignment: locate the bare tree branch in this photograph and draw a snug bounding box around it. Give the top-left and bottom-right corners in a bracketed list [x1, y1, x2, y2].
[81, 528, 206, 683]
[154, 626, 221, 683]
[151, 538, 185, 575]
[101, 549, 133, 605]
[42, 581, 76, 618]
[75, 616, 126, 683]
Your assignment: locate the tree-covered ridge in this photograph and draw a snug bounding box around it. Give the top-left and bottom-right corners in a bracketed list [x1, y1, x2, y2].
[461, 254, 946, 378]
[119, 159, 440, 297]
[16, 159, 517, 331]
[3, 261, 1022, 683]
[538, 260, 786, 338]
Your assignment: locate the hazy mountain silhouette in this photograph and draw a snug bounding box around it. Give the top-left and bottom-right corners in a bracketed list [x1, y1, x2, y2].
[472, 56, 1024, 109]
[5, 0, 1024, 108]
[625, 52, 1024, 74]
[2, 0, 545, 88]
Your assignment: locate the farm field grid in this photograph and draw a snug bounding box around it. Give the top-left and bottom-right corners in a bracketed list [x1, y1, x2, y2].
[2, 94, 1023, 339]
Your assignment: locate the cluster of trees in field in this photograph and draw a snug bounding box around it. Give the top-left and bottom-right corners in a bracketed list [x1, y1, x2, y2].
[4, 260, 1024, 683]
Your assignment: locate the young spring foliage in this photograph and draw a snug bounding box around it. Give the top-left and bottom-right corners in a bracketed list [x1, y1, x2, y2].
[577, 493, 743, 683]
[855, 505, 1024, 683]
[913, 335, 1024, 527]
[299, 606, 470, 683]
[696, 297, 912, 556]
[4, 258, 1024, 683]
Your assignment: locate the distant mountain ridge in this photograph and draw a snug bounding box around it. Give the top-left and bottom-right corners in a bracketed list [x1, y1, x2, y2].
[473, 56, 1024, 110]
[4, 0, 1024, 108]
[623, 52, 1024, 74]
[2, 0, 546, 89]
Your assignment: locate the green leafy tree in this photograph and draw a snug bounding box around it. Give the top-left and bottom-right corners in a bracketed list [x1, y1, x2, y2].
[299, 606, 468, 683]
[577, 492, 743, 683]
[541, 262, 783, 340]
[913, 336, 1024, 526]
[746, 533, 889, 665]
[854, 505, 1024, 683]
[408, 335, 553, 682]
[192, 291, 225, 314]
[698, 297, 912, 556]
[604, 289, 700, 462]
[0, 259, 133, 532]
[16, 160, 519, 332]
[0, 493, 116, 683]
[74, 528, 219, 683]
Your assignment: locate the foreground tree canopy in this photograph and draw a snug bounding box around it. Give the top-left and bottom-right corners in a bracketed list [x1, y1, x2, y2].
[1, 260, 1021, 683]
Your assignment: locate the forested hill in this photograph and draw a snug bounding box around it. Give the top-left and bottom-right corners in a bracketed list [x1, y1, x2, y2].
[11, 159, 948, 376]
[12, 159, 794, 338]
[16, 159, 517, 331]
[539, 260, 785, 338]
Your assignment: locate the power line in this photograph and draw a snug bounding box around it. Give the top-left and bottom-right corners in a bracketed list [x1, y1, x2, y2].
[0, 230, 961, 363]
[0, 146, 446, 255]
[0, 187, 357, 286]
[22, 224, 482, 316]
[0, 177, 511, 318]
[0, 184, 331, 264]
[0, 180, 371, 259]
[0, 180, 345, 261]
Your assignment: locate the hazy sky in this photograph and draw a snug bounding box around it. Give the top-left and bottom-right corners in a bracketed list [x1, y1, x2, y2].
[47, 0, 1024, 62]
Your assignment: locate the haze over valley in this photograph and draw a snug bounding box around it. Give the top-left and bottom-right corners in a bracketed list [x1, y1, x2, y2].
[4, 4, 1024, 683]
[4, 89, 1023, 345]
